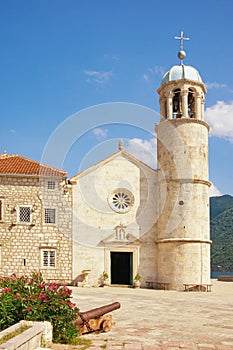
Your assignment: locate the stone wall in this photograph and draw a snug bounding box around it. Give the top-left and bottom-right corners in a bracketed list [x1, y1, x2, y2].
[156, 118, 211, 290]
[72, 153, 158, 286]
[0, 175, 72, 282]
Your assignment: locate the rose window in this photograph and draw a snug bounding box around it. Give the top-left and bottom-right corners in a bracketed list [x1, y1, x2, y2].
[108, 189, 134, 213]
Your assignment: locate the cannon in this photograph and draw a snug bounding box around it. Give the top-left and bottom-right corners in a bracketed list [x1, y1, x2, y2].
[73, 302, 121, 334]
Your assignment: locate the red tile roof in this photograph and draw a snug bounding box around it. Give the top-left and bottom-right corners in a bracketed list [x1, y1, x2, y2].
[0, 154, 66, 177]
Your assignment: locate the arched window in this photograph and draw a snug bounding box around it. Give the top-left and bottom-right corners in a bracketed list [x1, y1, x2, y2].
[172, 89, 181, 118]
[188, 88, 195, 118]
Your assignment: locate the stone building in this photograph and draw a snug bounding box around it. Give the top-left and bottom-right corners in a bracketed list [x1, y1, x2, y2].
[71, 148, 158, 287]
[0, 40, 211, 290]
[0, 153, 72, 282]
[71, 44, 211, 290]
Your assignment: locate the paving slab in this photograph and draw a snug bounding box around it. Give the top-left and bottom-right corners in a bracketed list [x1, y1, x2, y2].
[51, 280, 233, 349]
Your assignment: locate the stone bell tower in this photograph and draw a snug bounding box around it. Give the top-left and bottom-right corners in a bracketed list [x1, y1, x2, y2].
[156, 32, 211, 290]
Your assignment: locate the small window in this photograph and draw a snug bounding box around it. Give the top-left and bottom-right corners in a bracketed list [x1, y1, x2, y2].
[18, 206, 31, 223]
[47, 181, 56, 190]
[41, 250, 56, 267]
[44, 208, 56, 224]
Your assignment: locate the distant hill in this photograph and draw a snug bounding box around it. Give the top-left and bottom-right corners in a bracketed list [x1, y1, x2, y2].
[210, 194, 233, 220]
[210, 195, 233, 271]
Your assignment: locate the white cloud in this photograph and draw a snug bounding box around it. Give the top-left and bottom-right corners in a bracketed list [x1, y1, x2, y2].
[84, 70, 113, 84]
[149, 66, 165, 75]
[92, 128, 108, 139]
[143, 65, 165, 83]
[205, 82, 227, 89]
[205, 101, 233, 142]
[209, 183, 222, 197]
[10, 129, 16, 134]
[104, 54, 120, 62]
[126, 137, 157, 168]
[143, 74, 149, 82]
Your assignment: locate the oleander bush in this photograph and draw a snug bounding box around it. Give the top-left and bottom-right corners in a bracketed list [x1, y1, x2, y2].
[0, 272, 80, 344]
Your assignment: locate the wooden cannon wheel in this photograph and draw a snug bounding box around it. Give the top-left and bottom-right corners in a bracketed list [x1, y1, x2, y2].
[80, 315, 113, 334]
[102, 319, 112, 332]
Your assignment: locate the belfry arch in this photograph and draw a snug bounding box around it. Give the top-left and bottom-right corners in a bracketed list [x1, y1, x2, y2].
[172, 88, 181, 118]
[159, 83, 206, 121]
[188, 88, 195, 118]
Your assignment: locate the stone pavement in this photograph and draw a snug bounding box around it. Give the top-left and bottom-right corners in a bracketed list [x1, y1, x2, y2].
[51, 280, 233, 349]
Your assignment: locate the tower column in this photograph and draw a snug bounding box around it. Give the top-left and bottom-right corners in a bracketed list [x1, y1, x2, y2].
[196, 93, 202, 120]
[201, 96, 205, 121]
[166, 92, 173, 119]
[159, 96, 166, 120]
[181, 89, 188, 118]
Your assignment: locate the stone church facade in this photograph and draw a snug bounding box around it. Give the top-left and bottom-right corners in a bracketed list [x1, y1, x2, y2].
[71, 148, 158, 287]
[0, 52, 211, 290]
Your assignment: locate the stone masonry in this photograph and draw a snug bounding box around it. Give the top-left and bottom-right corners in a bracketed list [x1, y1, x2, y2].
[0, 156, 72, 282]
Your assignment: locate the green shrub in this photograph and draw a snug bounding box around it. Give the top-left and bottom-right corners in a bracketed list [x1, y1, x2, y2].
[0, 272, 80, 344]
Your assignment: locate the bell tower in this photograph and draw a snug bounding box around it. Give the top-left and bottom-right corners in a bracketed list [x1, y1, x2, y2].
[156, 32, 211, 290]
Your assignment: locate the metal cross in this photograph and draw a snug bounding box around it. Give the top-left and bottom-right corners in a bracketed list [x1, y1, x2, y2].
[174, 31, 190, 50]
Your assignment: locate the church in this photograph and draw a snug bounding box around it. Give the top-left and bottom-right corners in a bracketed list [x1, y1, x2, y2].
[0, 35, 211, 290]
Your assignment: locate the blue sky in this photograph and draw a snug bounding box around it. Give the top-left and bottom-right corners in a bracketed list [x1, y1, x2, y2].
[0, 0, 233, 196]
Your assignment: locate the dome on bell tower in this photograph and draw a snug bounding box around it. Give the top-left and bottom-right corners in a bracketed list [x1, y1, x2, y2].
[161, 64, 203, 86]
[157, 32, 207, 121]
[161, 31, 203, 86]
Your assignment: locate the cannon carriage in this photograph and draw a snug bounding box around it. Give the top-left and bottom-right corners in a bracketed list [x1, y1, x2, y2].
[73, 302, 121, 334]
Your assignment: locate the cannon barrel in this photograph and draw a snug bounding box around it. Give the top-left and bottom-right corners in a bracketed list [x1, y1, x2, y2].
[74, 302, 121, 325]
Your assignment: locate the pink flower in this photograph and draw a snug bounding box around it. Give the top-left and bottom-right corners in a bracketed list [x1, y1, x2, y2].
[43, 298, 47, 303]
[4, 288, 11, 293]
[48, 283, 58, 291]
[14, 292, 20, 298]
[27, 279, 34, 285]
[68, 302, 75, 308]
[39, 283, 45, 288]
[26, 307, 31, 312]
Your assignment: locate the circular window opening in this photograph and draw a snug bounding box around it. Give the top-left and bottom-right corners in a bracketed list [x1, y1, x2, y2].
[108, 189, 134, 213]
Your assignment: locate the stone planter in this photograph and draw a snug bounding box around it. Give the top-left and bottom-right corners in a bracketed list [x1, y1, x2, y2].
[102, 278, 109, 287]
[0, 320, 52, 350]
[133, 280, 141, 288]
[81, 269, 91, 287]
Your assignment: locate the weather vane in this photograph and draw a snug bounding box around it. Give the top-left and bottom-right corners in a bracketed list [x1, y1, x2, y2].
[174, 31, 190, 64]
